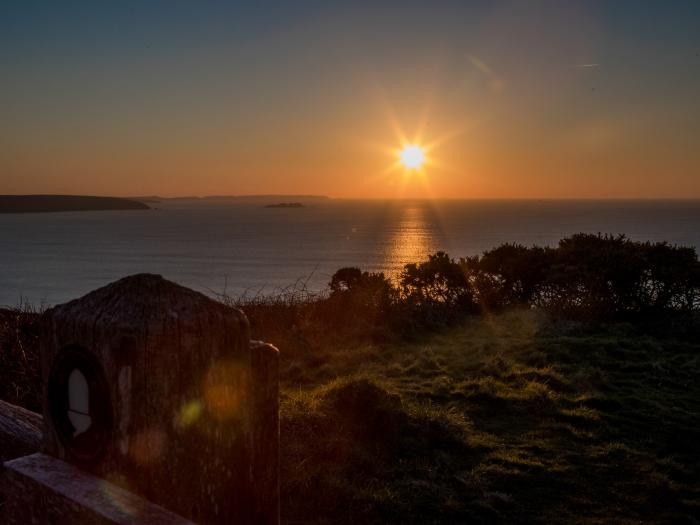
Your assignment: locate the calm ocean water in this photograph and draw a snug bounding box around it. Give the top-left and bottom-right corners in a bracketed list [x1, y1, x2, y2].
[1, 199, 699, 307]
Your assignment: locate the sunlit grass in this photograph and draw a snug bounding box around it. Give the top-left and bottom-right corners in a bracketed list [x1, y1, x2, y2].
[275, 310, 700, 523]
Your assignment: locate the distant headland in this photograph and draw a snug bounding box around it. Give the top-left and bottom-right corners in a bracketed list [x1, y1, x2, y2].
[0, 195, 150, 214]
[265, 202, 304, 208]
[130, 194, 329, 203]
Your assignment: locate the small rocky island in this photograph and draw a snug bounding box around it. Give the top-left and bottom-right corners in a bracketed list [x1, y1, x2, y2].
[0, 195, 150, 213]
[265, 202, 304, 208]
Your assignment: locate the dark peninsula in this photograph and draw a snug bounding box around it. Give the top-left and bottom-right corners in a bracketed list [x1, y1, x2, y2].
[0, 195, 150, 213]
[265, 202, 304, 208]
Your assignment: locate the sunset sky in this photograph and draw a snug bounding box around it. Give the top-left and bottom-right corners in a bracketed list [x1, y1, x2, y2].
[2, 1, 699, 199]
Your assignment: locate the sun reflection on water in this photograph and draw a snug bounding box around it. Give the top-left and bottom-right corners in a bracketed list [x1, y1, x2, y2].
[383, 203, 443, 280]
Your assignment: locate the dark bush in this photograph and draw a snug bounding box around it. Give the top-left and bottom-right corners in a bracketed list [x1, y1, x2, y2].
[227, 234, 700, 349]
[329, 267, 364, 293]
[463, 234, 700, 319]
[0, 307, 41, 411]
[399, 251, 477, 326]
[325, 268, 397, 337]
[462, 244, 553, 311]
[541, 234, 647, 317]
[643, 242, 700, 312]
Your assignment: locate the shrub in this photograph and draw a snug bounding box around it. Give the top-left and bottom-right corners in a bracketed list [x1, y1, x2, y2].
[221, 234, 700, 350]
[0, 306, 41, 411]
[460, 234, 700, 319]
[399, 252, 477, 325]
[463, 244, 553, 311]
[324, 268, 397, 337]
[642, 242, 700, 312]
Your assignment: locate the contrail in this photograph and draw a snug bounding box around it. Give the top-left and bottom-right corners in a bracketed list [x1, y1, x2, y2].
[467, 54, 504, 93]
[575, 63, 600, 68]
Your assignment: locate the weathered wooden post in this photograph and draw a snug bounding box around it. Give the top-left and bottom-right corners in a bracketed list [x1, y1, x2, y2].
[2, 274, 279, 524]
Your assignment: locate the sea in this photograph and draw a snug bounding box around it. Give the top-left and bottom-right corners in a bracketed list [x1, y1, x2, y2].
[1, 199, 699, 307]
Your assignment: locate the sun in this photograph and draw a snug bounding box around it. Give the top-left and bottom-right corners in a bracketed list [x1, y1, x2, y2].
[399, 145, 425, 170]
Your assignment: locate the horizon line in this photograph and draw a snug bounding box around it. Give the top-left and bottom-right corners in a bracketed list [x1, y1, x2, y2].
[2, 193, 700, 201]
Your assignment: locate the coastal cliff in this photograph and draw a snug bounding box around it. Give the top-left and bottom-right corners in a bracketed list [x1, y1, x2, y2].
[0, 195, 150, 213]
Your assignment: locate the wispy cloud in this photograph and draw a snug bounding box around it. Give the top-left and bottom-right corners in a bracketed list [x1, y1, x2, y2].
[574, 63, 600, 68]
[467, 55, 504, 93]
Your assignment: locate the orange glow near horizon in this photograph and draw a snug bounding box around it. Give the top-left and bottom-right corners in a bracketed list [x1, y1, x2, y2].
[2, 3, 700, 199]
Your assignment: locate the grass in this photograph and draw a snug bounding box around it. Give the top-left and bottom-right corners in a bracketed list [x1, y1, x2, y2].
[0, 307, 41, 412]
[2, 305, 699, 523]
[266, 309, 700, 524]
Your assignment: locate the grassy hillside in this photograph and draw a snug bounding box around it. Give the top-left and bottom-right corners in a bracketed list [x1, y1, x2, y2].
[272, 310, 700, 524]
[2, 307, 699, 523]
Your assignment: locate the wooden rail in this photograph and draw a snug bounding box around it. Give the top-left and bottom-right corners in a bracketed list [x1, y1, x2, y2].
[0, 400, 42, 462]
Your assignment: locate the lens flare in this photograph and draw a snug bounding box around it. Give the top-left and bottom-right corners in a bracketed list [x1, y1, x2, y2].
[177, 399, 204, 428]
[203, 359, 248, 421]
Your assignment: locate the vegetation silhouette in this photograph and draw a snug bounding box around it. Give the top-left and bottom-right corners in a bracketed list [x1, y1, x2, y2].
[316, 234, 700, 340]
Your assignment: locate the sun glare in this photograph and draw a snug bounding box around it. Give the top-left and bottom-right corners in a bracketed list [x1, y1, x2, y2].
[399, 145, 425, 170]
